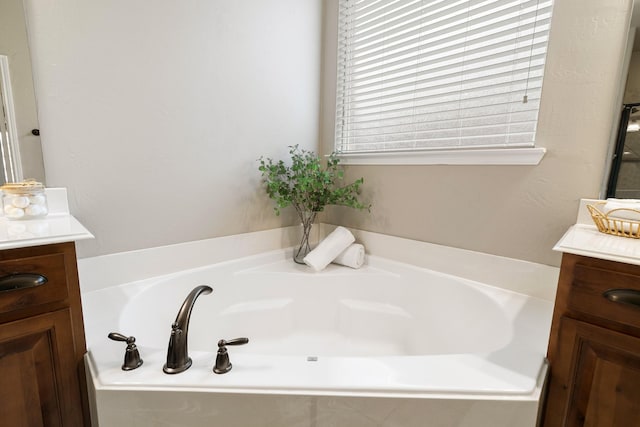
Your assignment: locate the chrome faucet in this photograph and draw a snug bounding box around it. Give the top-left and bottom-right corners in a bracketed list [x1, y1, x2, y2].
[163, 285, 213, 374]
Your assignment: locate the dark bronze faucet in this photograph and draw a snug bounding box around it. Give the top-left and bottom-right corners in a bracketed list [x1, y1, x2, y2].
[163, 285, 213, 374]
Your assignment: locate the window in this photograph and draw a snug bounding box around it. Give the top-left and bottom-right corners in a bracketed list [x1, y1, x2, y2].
[335, 0, 553, 165]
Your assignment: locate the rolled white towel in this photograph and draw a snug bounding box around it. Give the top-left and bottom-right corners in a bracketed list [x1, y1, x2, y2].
[603, 198, 640, 221]
[303, 226, 355, 272]
[332, 243, 365, 269]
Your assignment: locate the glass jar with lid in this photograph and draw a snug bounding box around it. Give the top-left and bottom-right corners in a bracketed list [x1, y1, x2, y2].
[1, 181, 48, 220]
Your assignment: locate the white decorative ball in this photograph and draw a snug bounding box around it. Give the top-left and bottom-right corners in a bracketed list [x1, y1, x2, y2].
[6, 206, 25, 219]
[29, 195, 46, 205]
[11, 196, 30, 208]
[26, 204, 45, 217]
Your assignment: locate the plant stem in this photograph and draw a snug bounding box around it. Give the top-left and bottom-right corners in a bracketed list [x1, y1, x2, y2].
[294, 209, 317, 263]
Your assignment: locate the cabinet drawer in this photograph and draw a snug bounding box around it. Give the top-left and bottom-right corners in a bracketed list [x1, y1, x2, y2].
[568, 262, 640, 331]
[0, 251, 69, 315]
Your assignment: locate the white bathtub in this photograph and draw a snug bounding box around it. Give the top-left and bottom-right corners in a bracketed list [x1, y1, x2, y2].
[83, 248, 554, 426]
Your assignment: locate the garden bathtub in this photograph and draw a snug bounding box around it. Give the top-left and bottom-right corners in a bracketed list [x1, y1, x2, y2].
[83, 249, 553, 426]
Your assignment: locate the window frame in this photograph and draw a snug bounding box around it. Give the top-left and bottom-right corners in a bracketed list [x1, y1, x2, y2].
[336, 146, 546, 165]
[332, 0, 552, 166]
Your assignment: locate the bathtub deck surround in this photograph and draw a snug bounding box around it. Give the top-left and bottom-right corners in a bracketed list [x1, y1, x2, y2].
[321, 224, 560, 302]
[258, 145, 369, 263]
[303, 225, 355, 271]
[79, 229, 558, 427]
[77, 225, 559, 300]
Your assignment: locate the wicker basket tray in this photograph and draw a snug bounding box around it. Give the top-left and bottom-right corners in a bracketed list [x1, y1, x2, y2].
[587, 202, 640, 239]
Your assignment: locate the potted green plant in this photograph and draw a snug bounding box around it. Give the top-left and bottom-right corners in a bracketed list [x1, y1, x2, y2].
[259, 145, 369, 263]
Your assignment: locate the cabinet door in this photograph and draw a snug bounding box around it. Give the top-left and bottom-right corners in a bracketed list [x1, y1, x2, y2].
[544, 317, 640, 427]
[0, 309, 84, 426]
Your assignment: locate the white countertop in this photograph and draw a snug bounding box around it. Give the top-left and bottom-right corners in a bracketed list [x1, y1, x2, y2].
[0, 188, 93, 250]
[0, 215, 93, 250]
[554, 199, 640, 266]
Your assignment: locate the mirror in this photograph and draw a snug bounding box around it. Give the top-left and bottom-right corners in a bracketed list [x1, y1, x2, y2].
[607, 103, 640, 198]
[0, 55, 23, 183]
[0, 0, 45, 185]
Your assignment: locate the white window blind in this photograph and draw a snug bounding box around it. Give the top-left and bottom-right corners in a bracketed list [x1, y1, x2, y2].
[335, 0, 553, 156]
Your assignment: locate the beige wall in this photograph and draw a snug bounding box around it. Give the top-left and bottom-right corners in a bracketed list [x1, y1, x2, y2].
[22, 0, 634, 265]
[0, 0, 45, 183]
[624, 49, 640, 102]
[321, 0, 634, 267]
[25, 0, 322, 258]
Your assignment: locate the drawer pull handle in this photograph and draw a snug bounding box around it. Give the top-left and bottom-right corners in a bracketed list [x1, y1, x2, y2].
[0, 273, 48, 292]
[603, 289, 640, 308]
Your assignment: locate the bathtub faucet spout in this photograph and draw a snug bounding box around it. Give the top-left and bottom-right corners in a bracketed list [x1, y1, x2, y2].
[163, 284, 213, 374]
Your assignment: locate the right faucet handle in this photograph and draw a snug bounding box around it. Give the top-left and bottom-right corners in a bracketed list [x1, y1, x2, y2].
[213, 337, 249, 374]
[219, 338, 249, 347]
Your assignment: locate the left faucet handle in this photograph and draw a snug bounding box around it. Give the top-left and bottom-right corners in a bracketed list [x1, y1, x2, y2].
[108, 332, 144, 371]
[108, 332, 134, 343]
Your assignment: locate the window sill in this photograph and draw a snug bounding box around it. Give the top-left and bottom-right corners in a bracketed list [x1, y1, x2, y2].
[336, 147, 546, 166]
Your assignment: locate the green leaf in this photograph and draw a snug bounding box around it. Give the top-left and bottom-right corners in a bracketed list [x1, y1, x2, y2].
[258, 146, 370, 217]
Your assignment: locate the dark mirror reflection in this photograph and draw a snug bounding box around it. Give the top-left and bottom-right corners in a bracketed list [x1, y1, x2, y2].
[608, 103, 640, 198]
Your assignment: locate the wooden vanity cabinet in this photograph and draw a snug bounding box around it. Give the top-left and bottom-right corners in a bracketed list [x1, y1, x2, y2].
[543, 253, 640, 427]
[0, 242, 89, 426]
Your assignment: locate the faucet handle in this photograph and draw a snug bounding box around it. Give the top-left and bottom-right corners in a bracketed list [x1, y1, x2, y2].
[108, 332, 135, 344]
[108, 332, 144, 371]
[213, 337, 249, 374]
[219, 337, 249, 347]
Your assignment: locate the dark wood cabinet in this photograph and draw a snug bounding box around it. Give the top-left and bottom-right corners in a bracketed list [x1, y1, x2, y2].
[543, 253, 640, 427]
[0, 242, 88, 426]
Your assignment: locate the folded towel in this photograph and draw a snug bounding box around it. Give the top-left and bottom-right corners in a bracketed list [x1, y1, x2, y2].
[303, 226, 355, 272]
[332, 243, 365, 269]
[603, 198, 640, 221]
[607, 217, 640, 234]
